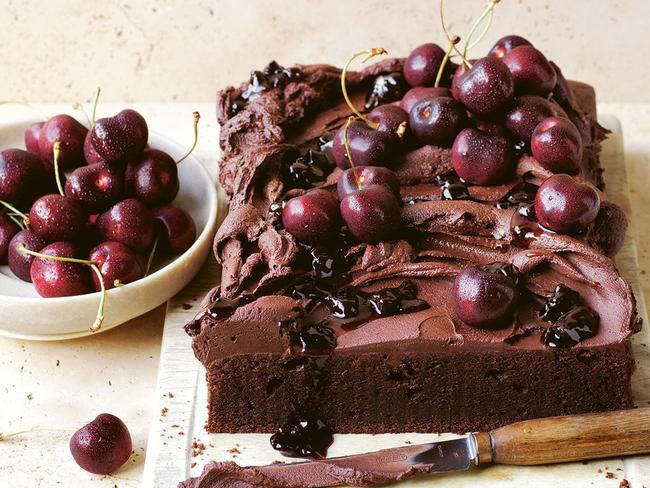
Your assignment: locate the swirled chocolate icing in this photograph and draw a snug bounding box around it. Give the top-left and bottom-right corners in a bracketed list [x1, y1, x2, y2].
[182, 57, 640, 488]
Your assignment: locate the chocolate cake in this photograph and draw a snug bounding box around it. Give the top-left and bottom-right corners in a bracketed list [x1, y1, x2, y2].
[185, 43, 640, 463]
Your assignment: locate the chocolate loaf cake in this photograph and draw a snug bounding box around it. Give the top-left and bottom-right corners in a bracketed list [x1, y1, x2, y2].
[186, 48, 640, 452]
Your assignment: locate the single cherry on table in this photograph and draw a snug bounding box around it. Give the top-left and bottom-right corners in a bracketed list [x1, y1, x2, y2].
[69, 413, 132, 474]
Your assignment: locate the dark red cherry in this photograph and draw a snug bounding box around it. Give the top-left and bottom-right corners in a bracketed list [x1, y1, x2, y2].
[456, 57, 514, 115]
[451, 128, 513, 185]
[534, 174, 600, 233]
[89, 109, 148, 162]
[409, 96, 467, 147]
[531, 116, 582, 173]
[125, 149, 179, 205]
[471, 115, 508, 137]
[89, 242, 142, 290]
[488, 35, 532, 59]
[505, 95, 557, 141]
[340, 185, 401, 243]
[332, 120, 395, 169]
[97, 198, 155, 252]
[69, 413, 132, 475]
[8, 229, 48, 281]
[83, 131, 107, 165]
[153, 205, 197, 254]
[452, 264, 519, 328]
[337, 166, 400, 200]
[503, 45, 557, 96]
[38, 114, 88, 169]
[282, 189, 340, 244]
[403, 43, 446, 87]
[367, 105, 409, 137]
[65, 162, 125, 213]
[0, 148, 48, 206]
[450, 60, 475, 100]
[25, 122, 44, 155]
[29, 195, 86, 241]
[400, 86, 452, 113]
[0, 212, 19, 264]
[30, 241, 90, 297]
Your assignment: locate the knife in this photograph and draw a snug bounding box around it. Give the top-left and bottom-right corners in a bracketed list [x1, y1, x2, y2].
[209, 408, 650, 487]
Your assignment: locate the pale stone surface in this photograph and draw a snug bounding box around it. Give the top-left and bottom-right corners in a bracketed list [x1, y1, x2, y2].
[0, 0, 648, 102]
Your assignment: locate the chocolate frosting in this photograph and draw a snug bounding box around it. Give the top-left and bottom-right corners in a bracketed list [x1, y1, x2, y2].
[183, 57, 640, 487]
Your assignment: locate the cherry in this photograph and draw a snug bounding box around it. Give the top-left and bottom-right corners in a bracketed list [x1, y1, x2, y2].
[409, 96, 467, 147]
[367, 105, 409, 138]
[89, 109, 148, 162]
[400, 86, 451, 113]
[153, 205, 197, 254]
[83, 132, 107, 165]
[403, 43, 447, 87]
[7, 229, 48, 282]
[69, 413, 132, 475]
[340, 185, 401, 243]
[29, 241, 90, 297]
[456, 57, 514, 115]
[29, 194, 86, 241]
[452, 263, 519, 328]
[337, 166, 400, 200]
[38, 114, 88, 169]
[282, 189, 340, 244]
[502, 45, 557, 96]
[534, 174, 600, 233]
[451, 128, 513, 185]
[488, 35, 532, 59]
[331, 120, 395, 169]
[505, 95, 556, 142]
[125, 149, 178, 205]
[24, 122, 44, 156]
[0, 212, 18, 264]
[97, 198, 155, 252]
[450, 61, 475, 100]
[65, 162, 125, 213]
[89, 242, 142, 290]
[531, 116, 583, 173]
[0, 148, 48, 206]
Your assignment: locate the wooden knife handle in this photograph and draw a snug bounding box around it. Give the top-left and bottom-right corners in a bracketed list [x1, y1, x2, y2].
[484, 408, 650, 465]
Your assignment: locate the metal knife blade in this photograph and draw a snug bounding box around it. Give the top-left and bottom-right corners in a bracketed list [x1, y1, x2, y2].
[227, 436, 479, 487]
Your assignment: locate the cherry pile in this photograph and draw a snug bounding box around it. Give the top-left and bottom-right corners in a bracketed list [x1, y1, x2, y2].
[0, 98, 198, 331]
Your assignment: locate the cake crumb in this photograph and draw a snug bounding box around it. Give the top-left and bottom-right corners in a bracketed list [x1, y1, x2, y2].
[182, 303, 193, 310]
[192, 441, 206, 457]
[191, 462, 197, 468]
[27, 393, 33, 400]
[271, 461, 285, 465]
[227, 446, 241, 454]
[619, 480, 630, 488]
[161, 407, 169, 417]
[605, 472, 616, 479]
[597, 468, 603, 473]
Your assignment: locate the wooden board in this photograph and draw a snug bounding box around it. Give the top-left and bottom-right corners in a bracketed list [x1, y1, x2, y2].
[142, 115, 650, 488]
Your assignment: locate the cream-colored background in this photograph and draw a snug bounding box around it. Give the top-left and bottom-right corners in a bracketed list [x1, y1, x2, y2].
[1, 0, 648, 103]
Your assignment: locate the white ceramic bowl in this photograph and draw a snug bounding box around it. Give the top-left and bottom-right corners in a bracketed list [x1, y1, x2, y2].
[0, 116, 218, 340]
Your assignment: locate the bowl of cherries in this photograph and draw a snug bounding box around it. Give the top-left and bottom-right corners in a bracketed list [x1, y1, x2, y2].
[0, 102, 218, 340]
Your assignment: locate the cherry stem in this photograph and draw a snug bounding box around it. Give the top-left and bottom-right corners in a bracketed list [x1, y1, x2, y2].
[439, 0, 473, 68]
[176, 112, 200, 164]
[6, 213, 25, 230]
[0, 199, 29, 228]
[53, 142, 65, 196]
[91, 87, 101, 125]
[18, 245, 106, 333]
[340, 48, 387, 128]
[72, 102, 92, 128]
[462, 0, 500, 58]
[144, 235, 159, 277]
[0, 101, 48, 121]
[434, 35, 461, 88]
[342, 116, 363, 191]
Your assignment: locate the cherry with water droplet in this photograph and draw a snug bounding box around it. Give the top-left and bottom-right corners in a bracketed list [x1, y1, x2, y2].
[409, 96, 467, 147]
[456, 57, 514, 115]
[505, 95, 557, 142]
[337, 166, 400, 200]
[29, 241, 90, 297]
[502, 45, 557, 96]
[7, 229, 48, 282]
[29, 194, 86, 241]
[97, 198, 155, 252]
[153, 205, 197, 254]
[65, 162, 125, 213]
[340, 185, 401, 243]
[89, 241, 142, 290]
[282, 190, 341, 244]
[451, 128, 513, 185]
[38, 114, 88, 169]
[69, 413, 132, 474]
[531, 116, 583, 173]
[488, 35, 532, 59]
[89, 109, 148, 162]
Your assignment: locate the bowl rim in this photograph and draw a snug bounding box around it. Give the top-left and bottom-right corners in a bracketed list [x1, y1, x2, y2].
[0, 118, 219, 305]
